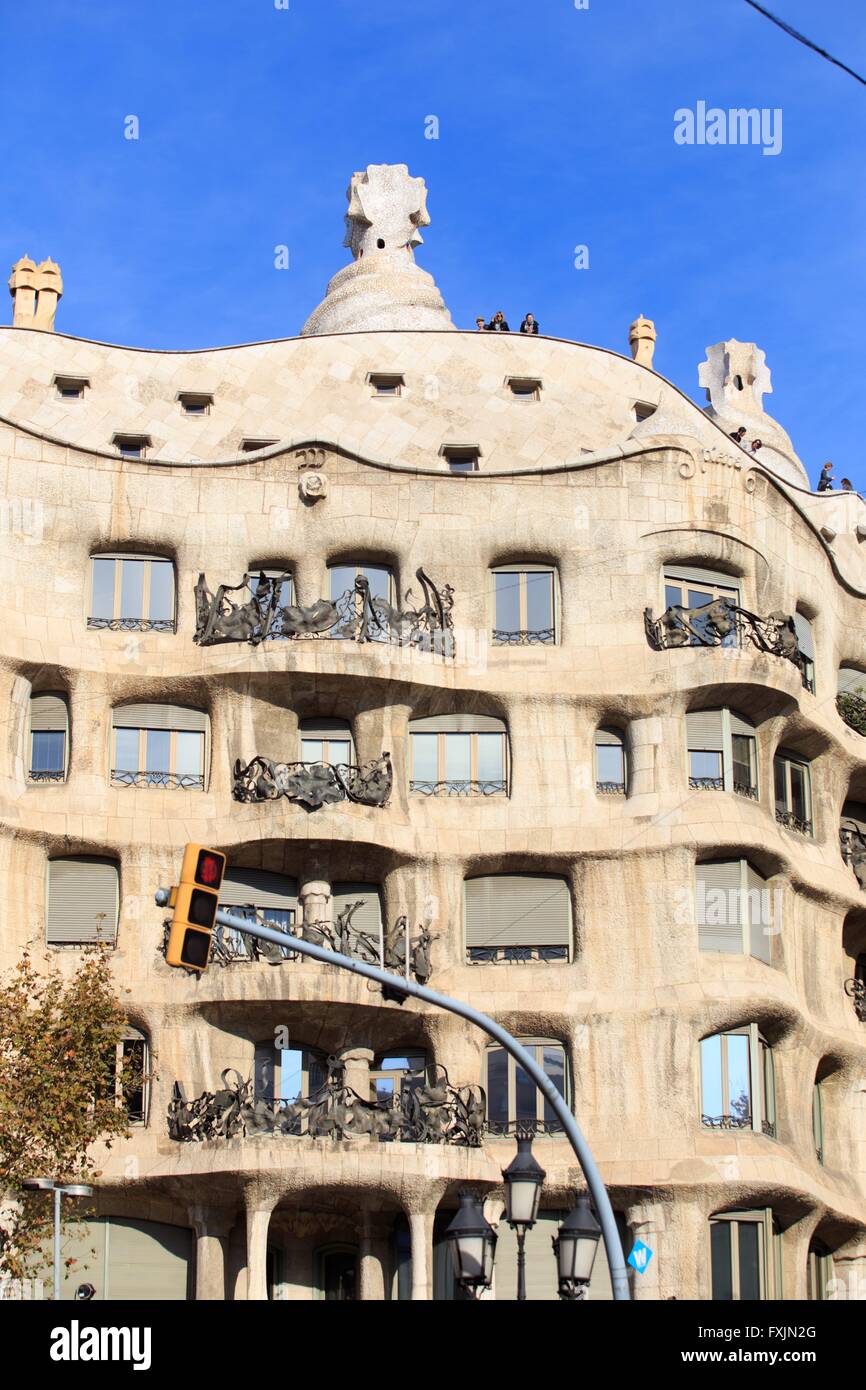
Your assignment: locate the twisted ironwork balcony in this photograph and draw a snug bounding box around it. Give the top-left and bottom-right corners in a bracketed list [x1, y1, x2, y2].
[87, 616, 175, 633]
[409, 778, 506, 797]
[485, 1117, 565, 1138]
[837, 690, 866, 736]
[734, 780, 759, 801]
[596, 780, 626, 795]
[492, 628, 555, 646]
[27, 769, 65, 783]
[111, 769, 204, 790]
[840, 822, 866, 891]
[690, 775, 724, 791]
[645, 598, 810, 688]
[167, 1059, 485, 1147]
[232, 754, 392, 810]
[194, 569, 454, 654]
[775, 808, 813, 836]
[467, 945, 569, 964]
[844, 977, 866, 1022]
[701, 1113, 753, 1131]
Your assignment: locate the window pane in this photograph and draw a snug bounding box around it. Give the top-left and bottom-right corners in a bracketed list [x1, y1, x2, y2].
[515, 1058, 536, 1125]
[302, 740, 324, 763]
[711, 1223, 733, 1301]
[119, 560, 145, 620]
[145, 729, 171, 774]
[475, 733, 504, 783]
[148, 561, 174, 621]
[701, 1035, 723, 1118]
[774, 759, 787, 812]
[690, 751, 722, 782]
[737, 1221, 761, 1301]
[328, 740, 352, 765]
[280, 1049, 303, 1104]
[525, 572, 553, 633]
[308, 1053, 326, 1097]
[687, 587, 713, 610]
[727, 1034, 751, 1122]
[31, 730, 64, 772]
[596, 744, 624, 784]
[494, 572, 521, 633]
[790, 765, 807, 821]
[254, 1046, 276, 1101]
[114, 728, 140, 772]
[411, 734, 439, 783]
[542, 1045, 566, 1129]
[175, 731, 203, 777]
[444, 734, 471, 783]
[363, 565, 391, 601]
[90, 558, 116, 619]
[664, 583, 683, 610]
[329, 566, 356, 601]
[732, 735, 754, 788]
[486, 1049, 509, 1127]
[374, 1076, 395, 1105]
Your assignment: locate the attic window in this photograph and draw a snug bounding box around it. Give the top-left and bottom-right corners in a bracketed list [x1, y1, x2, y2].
[178, 393, 213, 416]
[633, 401, 657, 422]
[112, 434, 151, 459]
[441, 445, 481, 473]
[240, 438, 277, 453]
[54, 376, 89, 401]
[369, 374, 404, 397]
[507, 377, 542, 401]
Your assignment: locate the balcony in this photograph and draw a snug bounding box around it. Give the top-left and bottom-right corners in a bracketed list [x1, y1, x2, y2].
[840, 821, 866, 890]
[838, 690, 866, 736]
[701, 1113, 776, 1139]
[409, 778, 506, 797]
[492, 627, 555, 646]
[645, 598, 811, 689]
[194, 568, 454, 654]
[844, 978, 866, 1023]
[232, 754, 392, 810]
[167, 1059, 484, 1147]
[775, 808, 813, 836]
[111, 769, 204, 790]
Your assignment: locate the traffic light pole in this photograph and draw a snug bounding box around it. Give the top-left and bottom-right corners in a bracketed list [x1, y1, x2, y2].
[154, 891, 630, 1301]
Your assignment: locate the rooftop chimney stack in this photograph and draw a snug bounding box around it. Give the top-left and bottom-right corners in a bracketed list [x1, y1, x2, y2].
[8, 256, 63, 330]
[629, 313, 656, 369]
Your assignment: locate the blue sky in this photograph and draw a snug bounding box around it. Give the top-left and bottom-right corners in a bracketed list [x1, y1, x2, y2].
[0, 0, 863, 487]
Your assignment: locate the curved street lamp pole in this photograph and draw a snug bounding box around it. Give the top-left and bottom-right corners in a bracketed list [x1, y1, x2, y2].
[154, 893, 632, 1302]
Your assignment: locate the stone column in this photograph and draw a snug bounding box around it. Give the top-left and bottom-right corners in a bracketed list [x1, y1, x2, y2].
[299, 878, 331, 935]
[626, 714, 664, 799]
[358, 1211, 386, 1301]
[189, 1206, 235, 1301]
[338, 1045, 374, 1100]
[408, 1212, 435, 1300]
[243, 1189, 278, 1301]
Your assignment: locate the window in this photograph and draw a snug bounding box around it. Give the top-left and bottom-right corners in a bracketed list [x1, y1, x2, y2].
[216, 868, 298, 962]
[841, 802, 866, 888]
[370, 1052, 428, 1106]
[332, 882, 383, 954]
[485, 1039, 567, 1135]
[700, 1026, 776, 1136]
[633, 401, 657, 422]
[240, 438, 277, 453]
[46, 856, 119, 947]
[245, 567, 294, 638]
[491, 565, 556, 645]
[506, 377, 541, 401]
[441, 445, 480, 473]
[807, 1243, 833, 1301]
[54, 375, 88, 400]
[112, 433, 151, 459]
[409, 715, 507, 795]
[812, 1078, 825, 1164]
[663, 566, 741, 646]
[253, 1041, 327, 1130]
[695, 860, 774, 962]
[111, 704, 207, 789]
[794, 613, 816, 694]
[88, 554, 176, 632]
[299, 717, 354, 766]
[686, 710, 758, 799]
[368, 373, 404, 396]
[774, 748, 813, 835]
[106, 1027, 149, 1125]
[328, 561, 394, 641]
[595, 727, 627, 794]
[465, 874, 571, 963]
[837, 666, 866, 733]
[710, 1210, 781, 1300]
[28, 693, 68, 782]
[178, 392, 213, 415]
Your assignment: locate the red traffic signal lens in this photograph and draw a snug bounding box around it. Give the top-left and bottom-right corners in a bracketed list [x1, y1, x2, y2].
[196, 850, 224, 887]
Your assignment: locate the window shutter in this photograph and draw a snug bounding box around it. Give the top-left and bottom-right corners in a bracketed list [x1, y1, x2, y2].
[794, 613, 814, 659]
[464, 875, 570, 949]
[729, 712, 756, 737]
[696, 861, 742, 953]
[686, 710, 725, 751]
[29, 694, 67, 732]
[409, 714, 506, 734]
[103, 1218, 192, 1301]
[219, 869, 298, 912]
[838, 667, 866, 693]
[299, 718, 353, 741]
[595, 726, 624, 747]
[332, 882, 383, 936]
[664, 566, 740, 593]
[112, 704, 208, 732]
[746, 864, 771, 963]
[47, 857, 118, 945]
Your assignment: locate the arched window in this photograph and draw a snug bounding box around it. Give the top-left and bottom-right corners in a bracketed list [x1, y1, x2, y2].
[794, 612, 816, 694]
[700, 1025, 776, 1136]
[328, 561, 394, 642]
[491, 565, 557, 645]
[299, 717, 354, 766]
[88, 553, 175, 632]
[110, 1026, 150, 1126]
[663, 565, 741, 646]
[807, 1242, 833, 1301]
[710, 1209, 782, 1300]
[686, 710, 758, 799]
[409, 714, 507, 796]
[594, 727, 627, 794]
[332, 882, 383, 955]
[485, 1038, 568, 1135]
[464, 874, 571, 963]
[111, 704, 208, 789]
[245, 566, 294, 639]
[840, 801, 866, 889]
[774, 747, 813, 835]
[812, 1077, 825, 1164]
[253, 1041, 327, 1129]
[695, 860, 774, 962]
[216, 869, 298, 962]
[46, 856, 119, 947]
[837, 666, 866, 734]
[28, 692, 68, 783]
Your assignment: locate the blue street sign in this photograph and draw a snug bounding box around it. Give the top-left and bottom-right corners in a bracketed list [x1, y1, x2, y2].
[628, 1240, 653, 1274]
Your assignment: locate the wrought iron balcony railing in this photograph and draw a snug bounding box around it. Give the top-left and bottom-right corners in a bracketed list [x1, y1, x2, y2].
[733, 780, 760, 801]
[775, 808, 813, 836]
[194, 568, 454, 654]
[702, 1113, 775, 1138]
[840, 822, 866, 891]
[232, 754, 392, 810]
[690, 775, 724, 791]
[467, 945, 569, 964]
[167, 1060, 485, 1147]
[844, 977, 866, 1022]
[492, 628, 555, 646]
[87, 616, 175, 633]
[111, 769, 204, 790]
[27, 769, 65, 783]
[596, 780, 626, 795]
[837, 690, 866, 737]
[485, 1118, 565, 1138]
[645, 599, 810, 688]
[409, 778, 507, 797]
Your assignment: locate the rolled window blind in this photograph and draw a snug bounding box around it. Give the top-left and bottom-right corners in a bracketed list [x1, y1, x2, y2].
[464, 875, 570, 949]
[112, 704, 208, 732]
[299, 718, 353, 741]
[104, 1219, 192, 1301]
[686, 710, 724, 751]
[332, 882, 383, 937]
[838, 667, 866, 694]
[729, 712, 756, 737]
[793, 613, 814, 659]
[696, 860, 742, 953]
[595, 726, 625, 747]
[219, 869, 298, 911]
[29, 693, 67, 732]
[410, 714, 506, 734]
[746, 864, 771, 963]
[47, 857, 118, 945]
[664, 566, 740, 593]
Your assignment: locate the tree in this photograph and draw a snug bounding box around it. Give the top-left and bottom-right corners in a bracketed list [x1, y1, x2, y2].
[0, 948, 137, 1280]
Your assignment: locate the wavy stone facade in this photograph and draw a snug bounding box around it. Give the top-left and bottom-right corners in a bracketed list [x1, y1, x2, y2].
[2, 312, 866, 1301]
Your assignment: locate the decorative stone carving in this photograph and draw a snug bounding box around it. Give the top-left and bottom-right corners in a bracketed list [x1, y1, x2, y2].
[628, 314, 656, 369]
[232, 752, 392, 809]
[8, 256, 63, 330]
[299, 471, 327, 502]
[697, 339, 808, 488]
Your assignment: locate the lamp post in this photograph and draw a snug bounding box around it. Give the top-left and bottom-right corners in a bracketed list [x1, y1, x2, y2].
[552, 1192, 602, 1301]
[445, 1192, 498, 1299]
[22, 1178, 94, 1302]
[502, 1129, 546, 1301]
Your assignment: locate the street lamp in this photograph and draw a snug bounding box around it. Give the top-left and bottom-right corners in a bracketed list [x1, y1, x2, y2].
[502, 1129, 546, 1301]
[552, 1192, 602, 1301]
[22, 1178, 94, 1302]
[445, 1192, 497, 1299]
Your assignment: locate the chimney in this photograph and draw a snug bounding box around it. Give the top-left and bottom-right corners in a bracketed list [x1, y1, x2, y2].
[628, 313, 656, 369]
[8, 256, 63, 330]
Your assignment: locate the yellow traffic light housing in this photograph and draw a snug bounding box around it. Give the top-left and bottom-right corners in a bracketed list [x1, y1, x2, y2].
[165, 845, 227, 972]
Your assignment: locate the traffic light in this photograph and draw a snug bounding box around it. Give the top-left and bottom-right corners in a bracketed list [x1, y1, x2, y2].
[165, 845, 226, 971]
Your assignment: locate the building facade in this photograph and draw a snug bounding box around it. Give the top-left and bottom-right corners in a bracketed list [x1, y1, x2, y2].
[2, 165, 866, 1301]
